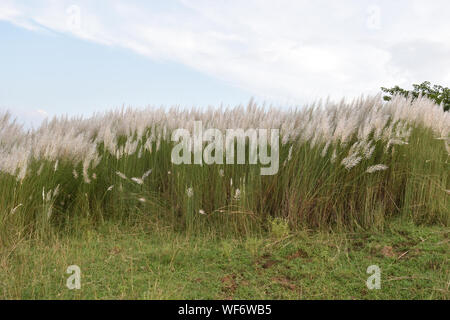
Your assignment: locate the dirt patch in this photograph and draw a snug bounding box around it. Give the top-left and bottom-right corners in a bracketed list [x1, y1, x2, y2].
[109, 246, 121, 255]
[257, 254, 279, 269]
[287, 248, 309, 260]
[271, 276, 297, 291]
[380, 246, 396, 258]
[221, 274, 238, 297]
[262, 259, 278, 269]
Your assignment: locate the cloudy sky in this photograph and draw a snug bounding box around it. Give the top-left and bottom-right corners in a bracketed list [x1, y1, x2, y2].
[1, 0, 449, 125]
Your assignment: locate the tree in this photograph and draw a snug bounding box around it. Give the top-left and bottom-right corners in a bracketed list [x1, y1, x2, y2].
[381, 81, 450, 112]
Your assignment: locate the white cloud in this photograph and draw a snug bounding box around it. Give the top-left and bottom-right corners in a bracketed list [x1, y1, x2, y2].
[1, 0, 449, 104]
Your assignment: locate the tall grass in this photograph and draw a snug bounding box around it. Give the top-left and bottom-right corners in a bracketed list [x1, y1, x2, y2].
[0, 94, 449, 244]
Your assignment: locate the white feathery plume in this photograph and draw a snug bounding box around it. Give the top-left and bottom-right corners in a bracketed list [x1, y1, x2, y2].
[0, 95, 448, 188]
[131, 177, 144, 185]
[53, 184, 60, 197]
[366, 164, 388, 173]
[37, 163, 44, 176]
[142, 169, 152, 180]
[46, 189, 52, 202]
[82, 159, 91, 184]
[331, 148, 338, 163]
[341, 154, 362, 170]
[321, 141, 330, 158]
[116, 171, 128, 180]
[287, 145, 293, 161]
[10, 204, 23, 215]
[234, 188, 241, 200]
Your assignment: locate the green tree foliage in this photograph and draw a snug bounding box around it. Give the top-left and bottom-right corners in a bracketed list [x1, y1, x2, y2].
[381, 81, 450, 111]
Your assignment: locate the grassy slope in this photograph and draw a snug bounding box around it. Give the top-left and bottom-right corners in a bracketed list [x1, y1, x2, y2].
[1, 219, 448, 300]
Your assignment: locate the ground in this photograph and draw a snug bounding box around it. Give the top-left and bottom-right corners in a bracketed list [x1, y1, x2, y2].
[0, 221, 448, 299]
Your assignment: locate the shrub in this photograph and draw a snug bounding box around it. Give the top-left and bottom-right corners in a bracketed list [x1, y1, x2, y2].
[381, 81, 450, 111]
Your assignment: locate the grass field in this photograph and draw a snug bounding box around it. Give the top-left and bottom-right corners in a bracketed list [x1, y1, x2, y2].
[0, 94, 448, 299]
[0, 218, 448, 299]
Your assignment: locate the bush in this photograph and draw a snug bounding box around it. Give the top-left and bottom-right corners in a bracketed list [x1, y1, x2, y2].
[381, 81, 450, 111]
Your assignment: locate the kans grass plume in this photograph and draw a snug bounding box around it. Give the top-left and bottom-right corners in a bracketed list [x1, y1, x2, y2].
[0, 94, 448, 238]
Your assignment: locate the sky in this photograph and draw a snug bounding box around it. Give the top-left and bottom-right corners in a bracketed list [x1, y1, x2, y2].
[1, 0, 450, 126]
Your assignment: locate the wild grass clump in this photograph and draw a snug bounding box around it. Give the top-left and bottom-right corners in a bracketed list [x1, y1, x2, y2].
[0, 94, 448, 243]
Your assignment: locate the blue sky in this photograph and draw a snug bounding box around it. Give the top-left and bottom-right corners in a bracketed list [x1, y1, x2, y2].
[0, 20, 250, 124]
[1, 0, 449, 125]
